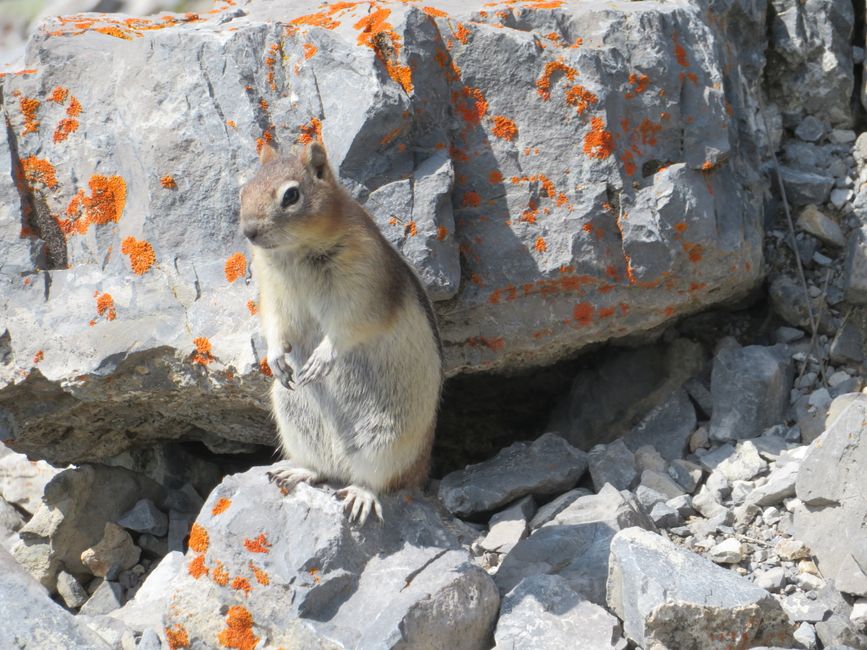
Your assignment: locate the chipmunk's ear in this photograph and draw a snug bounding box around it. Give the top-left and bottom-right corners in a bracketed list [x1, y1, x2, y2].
[303, 141, 330, 180]
[259, 142, 279, 166]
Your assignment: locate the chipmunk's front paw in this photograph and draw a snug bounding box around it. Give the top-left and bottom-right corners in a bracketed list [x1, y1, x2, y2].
[336, 485, 383, 526]
[267, 349, 294, 390]
[267, 466, 322, 494]
[297, 340, 336, 387]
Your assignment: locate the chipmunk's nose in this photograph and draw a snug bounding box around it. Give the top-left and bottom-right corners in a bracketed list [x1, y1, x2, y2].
[243, 223, 259, 241]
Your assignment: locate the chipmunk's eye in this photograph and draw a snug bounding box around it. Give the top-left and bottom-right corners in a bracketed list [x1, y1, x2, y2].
[281, 187, 300, 208]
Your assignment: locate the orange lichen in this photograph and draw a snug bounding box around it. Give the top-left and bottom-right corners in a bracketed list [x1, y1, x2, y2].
[226, 119, 237, 129]
[244, 533, 271, 554]
[491, 115, 517, 141]
[188, 523, 210, 552]
[637, 118, 661, 145]
[454, 23, 471, 44]
[489, 170, 503, 184]
[406, 220, 417, 237]
[19, 96, 40, 135]
[354, 7, 393, 48]
[188, 554, 208, 579]
[212, 497, 232, 516]
[456, 86, 488, 124]
[249, 561, 270, 585]
[121, 237, 155, 275]
[33, 350, 44, 365]
[95, 292, 117, 321]
[160, 175, 177, 189]
[48, 86, 69, 104]
[621, 150, 636, 176]
[701, 161, 714, 171]
[298, 117, 322, 145]
[255, 129, 273, 155]
[303, 42, 317, 60]
[598, 306, 615, 319]
[533, 236, 547, 253]
[564, 85, 597, 114]
[422, 6, 448, 17]
[20, 156, 58, 189]
[246, 300, 258, 315]
[573, 302, 594, 326]
[625, 72, 649, 98]
[684, 242, 703, 262]
[62, 175, 127, 236]
[211, 561, 230, 586]
[673, 35, 689, 67]
[436, 226, 448, 240]
[165, 624, 190, 649]
[462, 191, 481, 207]
[259, 359, 273, 376]
[192, 337, 214, 365]
[232, 576, 252, 595]
[224, 252, 247, 283]
[66, 96, 83, 116]
[536, 60, 576, 100]
[217, 605, 259, 650]
[583, 117, 614, 159]
[52, 117, 78, 143]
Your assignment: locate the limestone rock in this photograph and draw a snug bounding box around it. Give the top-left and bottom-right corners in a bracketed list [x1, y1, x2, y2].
[709, 344, 793, 442]
[0, 547, 111, 648]
[623, 387, 696, 461]
[56, 569, 88, 609]
[845, 226, 867, 305]
[79, 580, 125, 616]
[795, 399, 867, 596]
[495, 485, 655, 605]
[0, 495, 24, 551]
[0, 0, 768, 463]
[766, 0, 854, 127]
[0, 443, 61, 515]
[797, 205, 845, 247]
[163, 462, 499, 649]
[17, 464, 163, 582]
[588, 439, 637, 491]
[776, 166, 835, 206]
[607, 528, 794, 649]
[438, 433, 587, 518]
[550, 340, 704, 450]
[480, 496, 534, 554]
[116, 499, 168, 537]
[80, 522, 141, 578]
[494, 575, 626, 650]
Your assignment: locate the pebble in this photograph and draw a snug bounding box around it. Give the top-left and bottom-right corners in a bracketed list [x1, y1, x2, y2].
[776, 539, 810, 561]
[754, 566, 786, 592]
[689, 426, 710, 452]
[708, 538, 743, 564]
[829, 188, 851, 209]
[795, 572, 824, 591]
[795, 116, 825, 142]
[794, 621, 818, 649]
[829, 129, 856, 144]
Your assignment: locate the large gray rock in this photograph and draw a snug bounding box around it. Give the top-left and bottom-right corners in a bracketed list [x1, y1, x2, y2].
[623, 386, 696, 461]
[0, 546, 111, 648]
[550, 339, 704, 450]
[0, 0, 766, 464]
[607, 527, 794, 649]
[495, 485, 655, 605]
[163, 462, 499, 649]
[0, 442, 61, 515]
[776, 166, 835, 206]
[766, 0, 854, 127]
[438, 433, 587, 518]
[795, 398, 867, 596]
[14, 464, 164, 585]
[709, 344, 794, 442]
[494, 574, 626, 650]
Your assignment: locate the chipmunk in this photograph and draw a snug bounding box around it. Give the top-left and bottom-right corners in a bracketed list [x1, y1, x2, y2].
[240, 141, 443, 525]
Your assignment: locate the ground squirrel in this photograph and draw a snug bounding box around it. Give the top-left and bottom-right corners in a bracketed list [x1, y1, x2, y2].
[240, 142, 443, 524]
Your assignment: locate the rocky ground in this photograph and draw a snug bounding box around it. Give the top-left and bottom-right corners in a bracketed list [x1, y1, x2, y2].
[2, 0, 867, 648]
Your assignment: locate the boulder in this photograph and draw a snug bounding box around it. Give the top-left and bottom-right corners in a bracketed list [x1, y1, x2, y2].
[709, 344, 793, 442]
[14, 464, 163, 583]
[0, 442, 61, 515]
[0, 0, 766, 464]
[766, 0, 854, 127]
[795, 398, 867, 596]
[438, 433, 587, 518]
[588, 439, 637, 491]
[607, 527, 794, 649]
[162, 462, 499, 649]
[0, 546, 111, 648]
[495, 485, 655, 605]
[623, 387, 696, 461]
[494, 575, 626, 650]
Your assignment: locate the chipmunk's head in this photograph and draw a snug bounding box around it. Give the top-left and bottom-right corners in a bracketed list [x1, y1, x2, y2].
[239, 141, 341, 250]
